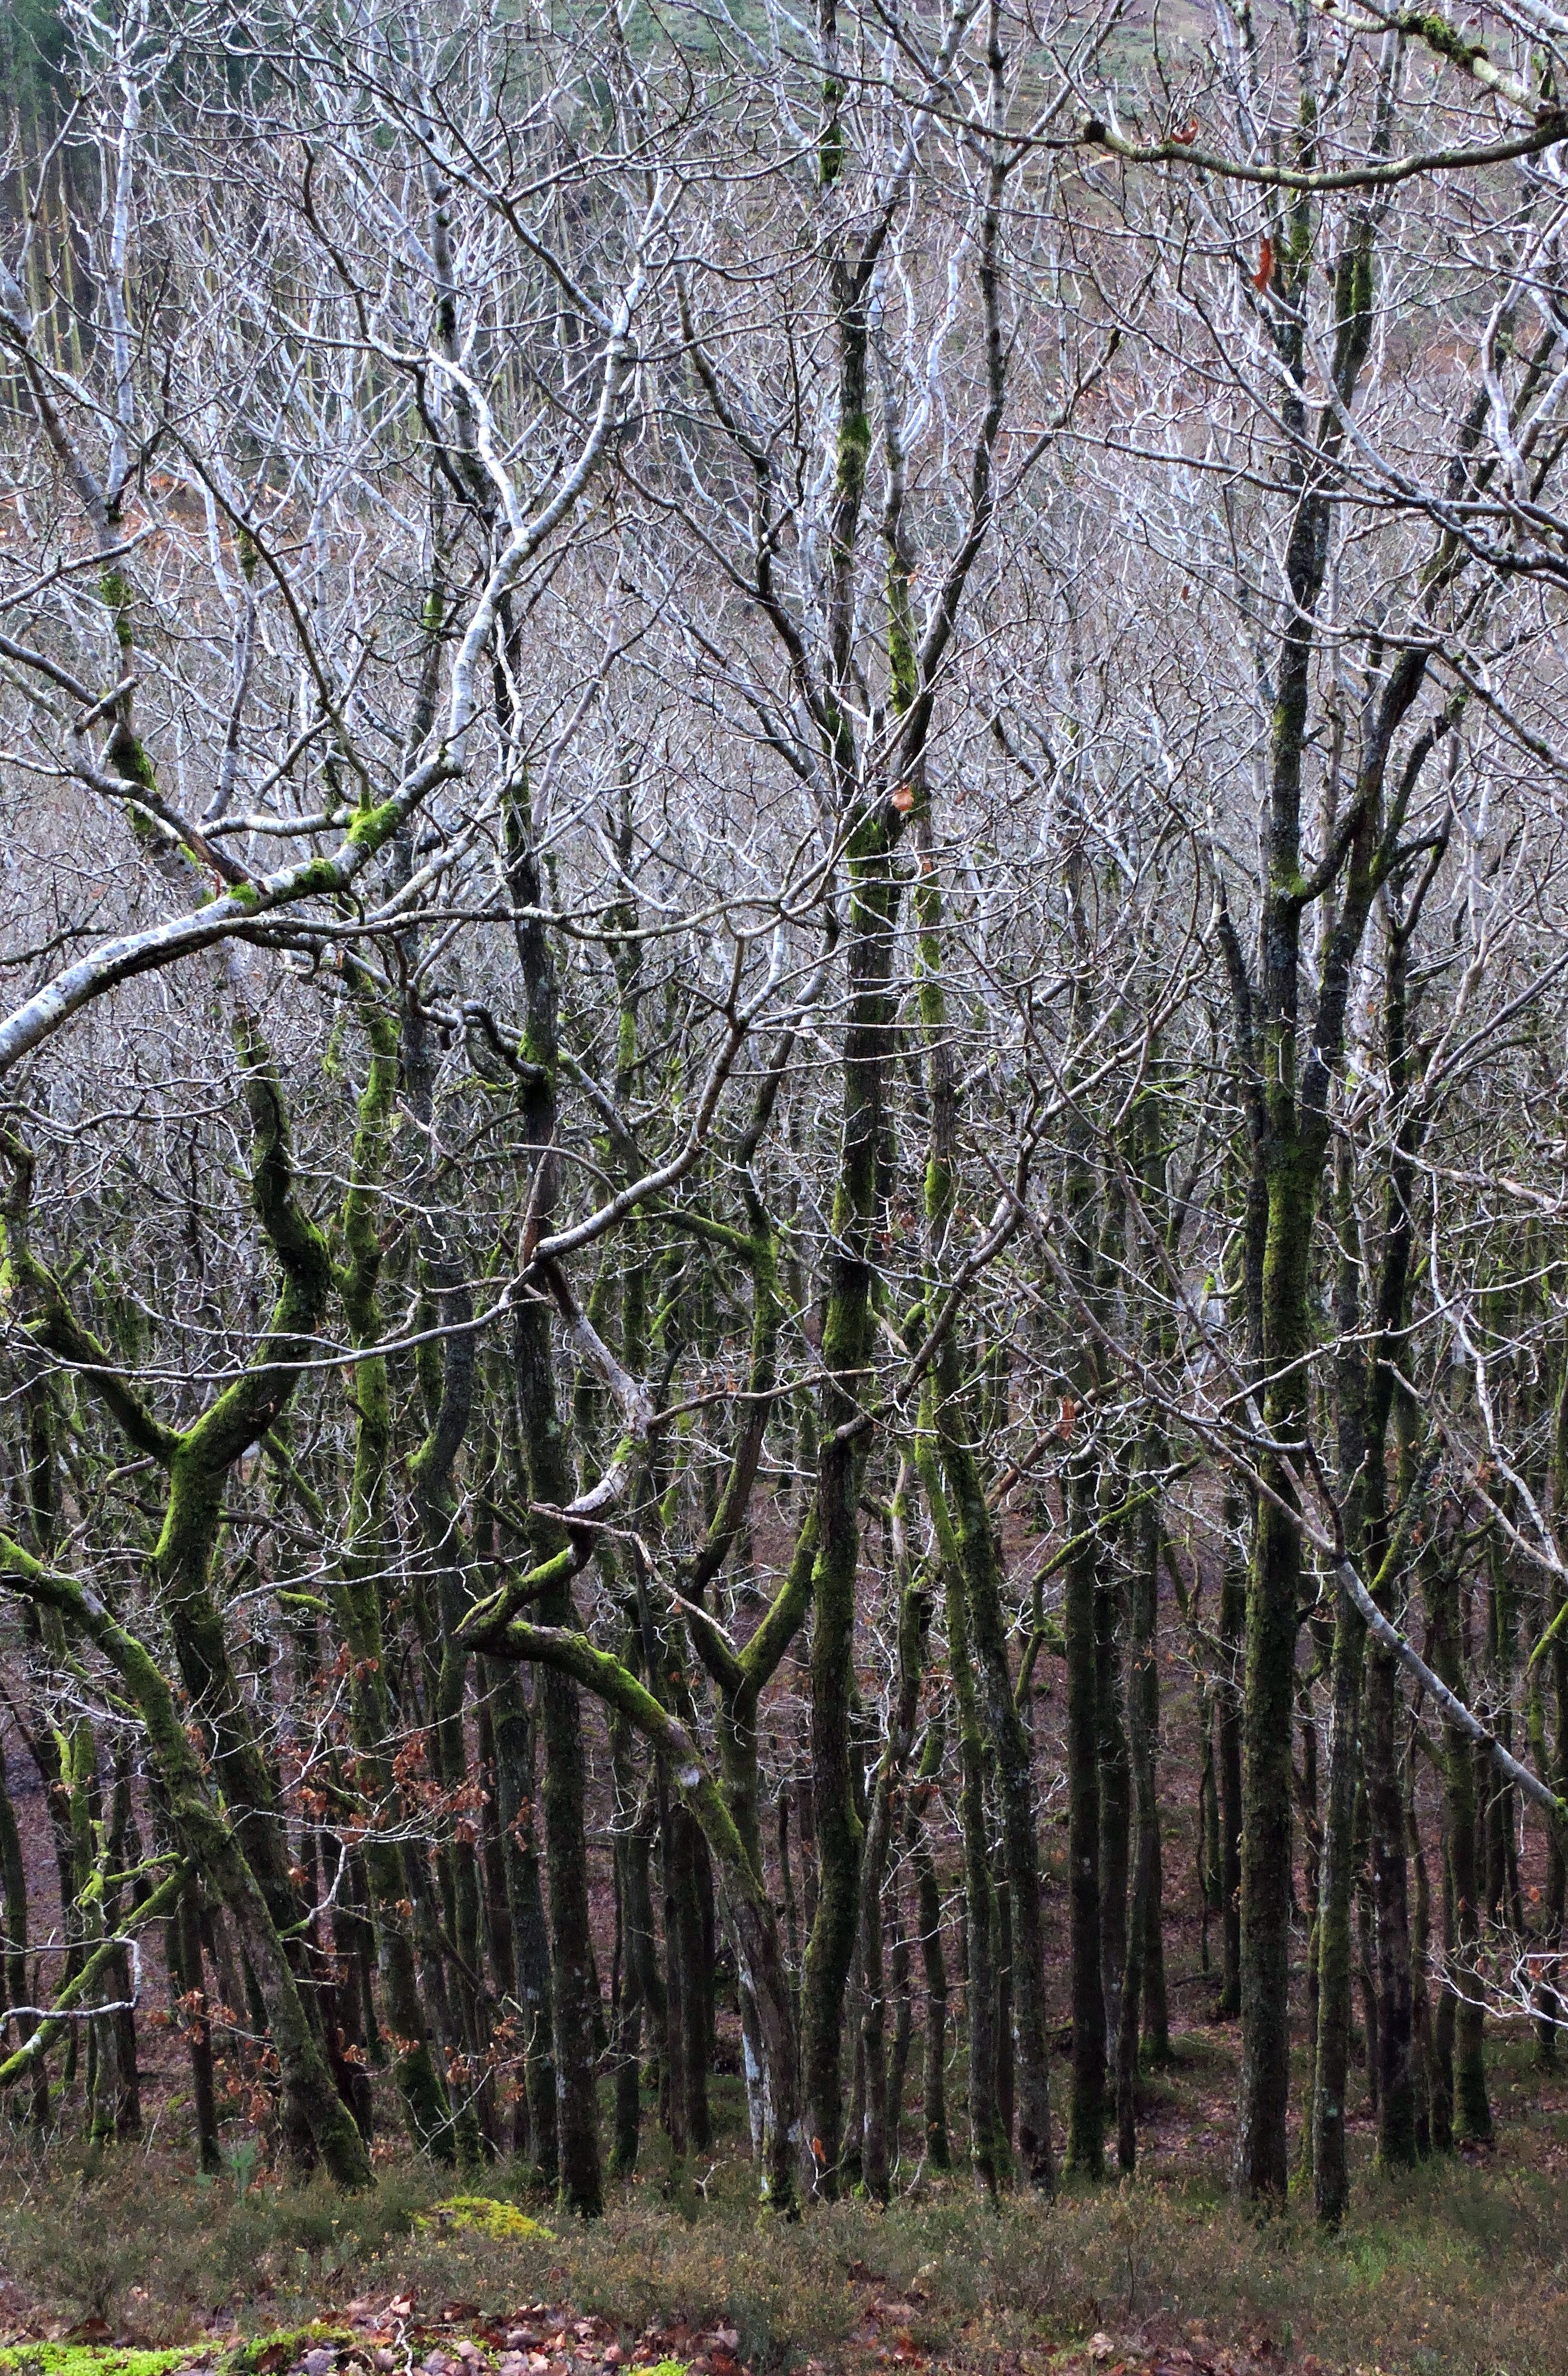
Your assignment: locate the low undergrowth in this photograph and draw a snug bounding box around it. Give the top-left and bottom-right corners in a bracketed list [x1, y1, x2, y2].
[0, 2145, 1562, 2376]
[0, 2038, 1562, 2376]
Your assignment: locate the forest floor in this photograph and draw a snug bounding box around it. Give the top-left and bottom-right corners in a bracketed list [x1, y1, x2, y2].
[0, 2023, 1563, 2376]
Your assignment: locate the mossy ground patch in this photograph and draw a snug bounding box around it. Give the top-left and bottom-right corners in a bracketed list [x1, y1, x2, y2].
[414, 2200, 555, 2244]
[0, 2351, 198, 2376]
[224, 2330, 355, 2376]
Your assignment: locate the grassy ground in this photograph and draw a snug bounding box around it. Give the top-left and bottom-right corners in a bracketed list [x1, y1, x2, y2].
[0, 2030, 1563, 2376]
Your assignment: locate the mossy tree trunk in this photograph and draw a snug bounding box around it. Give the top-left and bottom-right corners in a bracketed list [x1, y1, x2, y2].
[2, 1010, 371, 2177]
[1314, 1141, 1369, 2225]
[1426, 1545, 1493, 2145]
[853, 1472, 929, 2200]
[468, 1603, 807, 2213]
[503, 744, 605, 2218]
[909, 790, 1054, 2192]
[1118, 1073, 1176, 2170]
[167, 1866, 222, 2175]
[1357, 901, 1433, 2176]
[489, 1659, 558, 2182]
[332, 975, 452, 2157]
[1061, 1122, 1107, 2177]
[0, 1532, 370, 2185]
[907, 1719, 950, 2169]
[913, 1409, 1001, 2196]
[1227, 164, 1430, 2195]
[801, 826, 894, 2189]
[1217, 1494, 1246, 2020]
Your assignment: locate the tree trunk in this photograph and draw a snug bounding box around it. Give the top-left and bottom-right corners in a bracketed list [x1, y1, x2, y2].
[541, 1650, 603, 2214]
[1366, 1645, 1417, 2166]
[1313, 1588, 1365, 2224]
[1218, 1504, 1246, 2020]
[608, 1701, 643, 2179]
[800, 784, 898, 2187]
[0, 1546, 372, 2187]
[1426, 1549, 1491, 2144]
[1236, 1168, 1311, 2205]
[505, 719, 604, 2217]
[469, 1618, 806, 2213]
[1064, 1479, 1105, 2178]
[169, 1872, 222, 2175]
[995, 1874, 1014, 2160]
[854, 1537, 928, 2203]
[907, 1723, 950, 2169]
[1097, 1568, 1130, 2071]
[490, 1659, 556, 2180]
[1117, 1485, 1161, 2172]
[934, 1417, 1055, 2190]
[915, 1419, 1000, 2195]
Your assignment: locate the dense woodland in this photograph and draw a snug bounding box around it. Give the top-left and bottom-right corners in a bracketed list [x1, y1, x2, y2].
[0, 0, 1565, 2252]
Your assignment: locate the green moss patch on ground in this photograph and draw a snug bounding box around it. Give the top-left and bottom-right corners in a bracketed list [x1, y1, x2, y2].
[414, 2202, 555, 2245]
[224, 2331, 356, 2376]
[0, 2351, 197, 2376]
